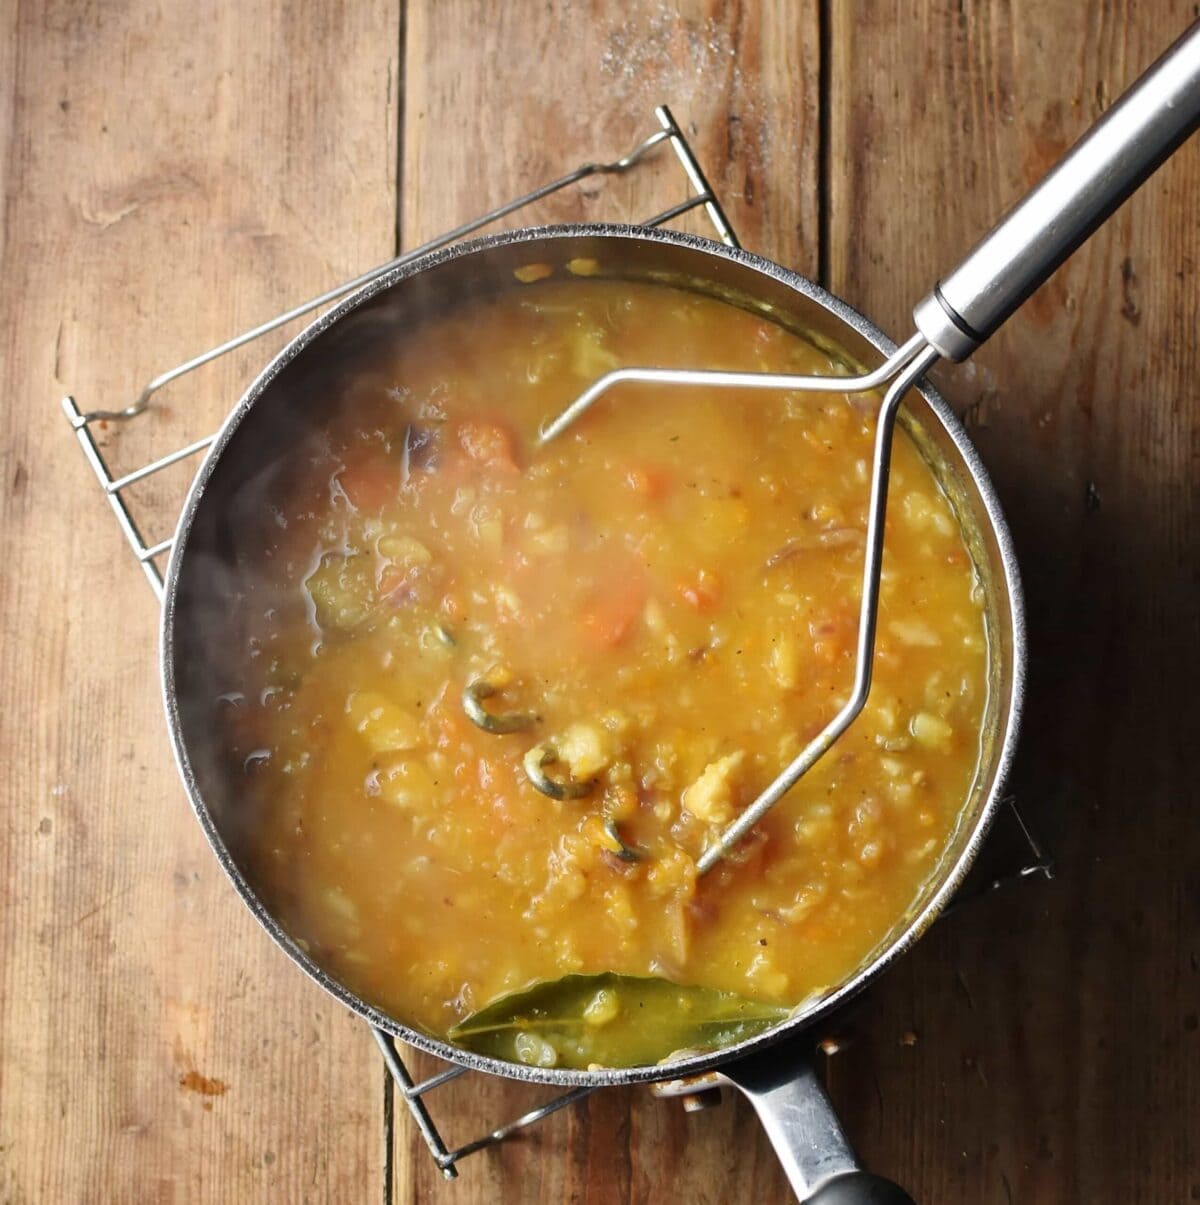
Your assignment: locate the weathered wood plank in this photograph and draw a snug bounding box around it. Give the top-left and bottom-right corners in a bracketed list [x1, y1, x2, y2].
[391, 1046, 798, 1205]
[403, 0, 819, 269]
[0, 2, 399, 1200]
[826, 3, 1200, 1201]
[395, 2, 819, 1200]
[8, 1, 1197, 1201]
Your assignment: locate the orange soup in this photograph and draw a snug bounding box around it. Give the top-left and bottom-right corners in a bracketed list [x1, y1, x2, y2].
[221, 267, 988, 1069]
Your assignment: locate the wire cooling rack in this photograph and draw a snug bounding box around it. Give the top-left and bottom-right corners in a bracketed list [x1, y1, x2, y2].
[60, 104, 1052, 1180]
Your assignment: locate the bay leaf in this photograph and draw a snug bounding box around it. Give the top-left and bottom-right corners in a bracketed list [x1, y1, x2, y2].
[447, 972, 790, 1070]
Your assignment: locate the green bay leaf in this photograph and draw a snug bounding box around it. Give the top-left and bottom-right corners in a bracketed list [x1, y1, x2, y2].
[447, 972, 790, 1070]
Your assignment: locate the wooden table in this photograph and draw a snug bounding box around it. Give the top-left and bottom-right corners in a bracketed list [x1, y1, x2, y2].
[3, 3, 1197, 1201]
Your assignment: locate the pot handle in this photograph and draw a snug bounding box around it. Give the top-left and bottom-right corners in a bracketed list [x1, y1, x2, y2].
[717, 1044, 916, 1204]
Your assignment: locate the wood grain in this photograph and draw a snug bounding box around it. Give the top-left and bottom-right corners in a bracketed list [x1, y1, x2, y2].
[4, 1, 1199, 1202]
[402, 0, 819, 268]
[0, 2, 398, 1201]
[825, 3, 1200, 1201]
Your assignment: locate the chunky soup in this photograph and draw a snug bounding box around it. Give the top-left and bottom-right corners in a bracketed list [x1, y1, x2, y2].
[220, 264, 988, 1069]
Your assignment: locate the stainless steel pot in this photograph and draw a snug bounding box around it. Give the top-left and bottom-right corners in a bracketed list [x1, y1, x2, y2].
[161, 225, 1024, 1203]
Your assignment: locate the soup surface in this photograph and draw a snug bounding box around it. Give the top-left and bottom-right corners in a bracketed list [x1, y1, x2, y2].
[220, 263, 988, 1069]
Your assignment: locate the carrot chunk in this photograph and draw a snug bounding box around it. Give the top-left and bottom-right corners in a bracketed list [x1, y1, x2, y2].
[624, 464, 671, 500]
[578, 576, 647, 649]
[336, 448, 397, 514]
[458, 419, 520, 472]
[677, 570, 722, 612]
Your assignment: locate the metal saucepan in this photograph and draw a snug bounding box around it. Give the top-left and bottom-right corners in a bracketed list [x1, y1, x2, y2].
[160, 22, 1200, 1202]
[162, 224, 1021, 1205]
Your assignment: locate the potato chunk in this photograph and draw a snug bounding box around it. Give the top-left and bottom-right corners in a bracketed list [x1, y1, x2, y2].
[769, 631, 800, 690]
[306, 553, 374, 631]
[346, 691, 423, 755]
[554, 722, 614, 780]
[682, 751, 746, 825]
[910, 711, 953, 751]
[377, 534, 432, 566]
[513, 262, 553, 284]
[888, 618, 941, 647]
[378, 760, 435, 809]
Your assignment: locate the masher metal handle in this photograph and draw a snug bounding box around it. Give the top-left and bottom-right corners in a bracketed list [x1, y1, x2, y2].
[539, 19, 1200, 876]
[915, 20, 1200, 361]
[701, 21, 1200, 875]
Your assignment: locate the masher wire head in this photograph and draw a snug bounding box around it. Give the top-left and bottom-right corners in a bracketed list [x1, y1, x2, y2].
[537, 333, 939, 873]
[536, 16, 1200, 871]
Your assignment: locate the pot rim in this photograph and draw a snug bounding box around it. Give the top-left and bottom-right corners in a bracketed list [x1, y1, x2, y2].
[160, 221, 1026, 1088]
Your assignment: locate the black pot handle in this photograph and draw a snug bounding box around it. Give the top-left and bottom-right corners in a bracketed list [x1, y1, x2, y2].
[715, 1043, 916, 1204]
[803, 1173, 918, 1204]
